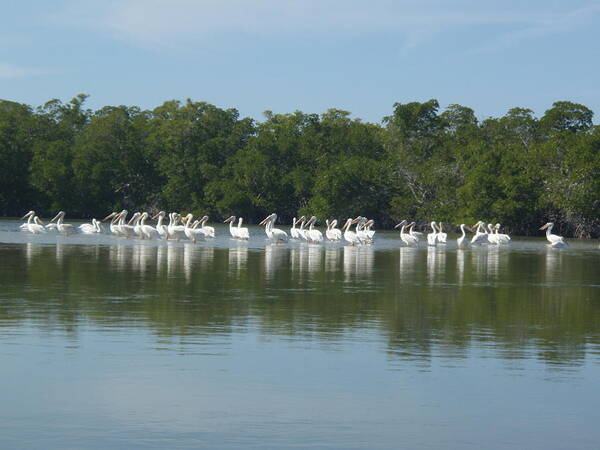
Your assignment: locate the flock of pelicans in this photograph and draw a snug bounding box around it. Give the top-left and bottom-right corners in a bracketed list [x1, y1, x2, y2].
[17, 210, 569, 248]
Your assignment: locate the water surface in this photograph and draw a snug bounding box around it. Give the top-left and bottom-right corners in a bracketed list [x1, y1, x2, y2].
[1, 220, 599, 449]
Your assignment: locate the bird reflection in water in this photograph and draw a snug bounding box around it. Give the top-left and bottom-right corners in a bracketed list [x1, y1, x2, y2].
[398, 246, 418, 281]
[426, 246, 446, 285]
[456, 248, 466, 285]
[264, 244, 289, 280]
[228, 245, 248, 273]
[343, 245, 374, 280]
[325, 246, 342, 273]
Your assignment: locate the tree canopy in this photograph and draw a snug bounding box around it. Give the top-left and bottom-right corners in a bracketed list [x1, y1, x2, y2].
[0, 96, 598, 237]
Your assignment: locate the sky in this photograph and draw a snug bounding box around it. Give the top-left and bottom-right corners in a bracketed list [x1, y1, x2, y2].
[1, 0, 599, 123]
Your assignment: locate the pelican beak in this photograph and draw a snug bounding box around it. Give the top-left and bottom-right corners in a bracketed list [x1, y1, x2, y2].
[151, 212, 160, 220]
[351, 218, 360, 224]
[539, 224, 548, 230]
[466, 226, 474, 232]
[21, 211, 33, 220]
[50, 213, 60, 223]
[259, 217, 268, 226]
[102, 212, 116, 222]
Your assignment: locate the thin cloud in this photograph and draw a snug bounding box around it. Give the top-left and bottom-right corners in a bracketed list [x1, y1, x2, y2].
[54, 0, 563, 50]
[0, 63, 50, 79]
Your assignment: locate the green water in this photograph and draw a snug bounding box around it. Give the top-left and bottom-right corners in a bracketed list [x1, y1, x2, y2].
[1, 220, 599, 449]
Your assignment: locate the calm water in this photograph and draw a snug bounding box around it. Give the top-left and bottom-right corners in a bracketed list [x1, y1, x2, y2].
[1, 219, 599, 449]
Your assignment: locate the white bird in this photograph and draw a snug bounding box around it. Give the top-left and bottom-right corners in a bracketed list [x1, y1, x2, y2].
[306, 216, 323, 243]
[325, 219, 342, 241]
[436, 222, 447, 244]
[487, 223, 499, 244]
[79, 218, 102, 234]
[427, 221, 438, 246]
[494, 223, 511, 244]
[139, 212, 159, 239]
[235, 217, 249, 240]
[409, 223, 423, 241]
[457, 224, 469, 249]
[224, 216, 239, 238]
[364, 219, 376, 241]
[341, 218, 361, 245]
[540, 222, 566, 248]
[396, 220, 418, 246]
[198, 216, 215, 238]
[355, 217, 371, 244]
[49, 211, 75, 235]
[259, 213, 288, 243]
[470, 221, 488, 245]
[182, 214, 206, 243]
[290, 216, 305, 239]
[167, 212, 186, 241]
[152, 211, 169, 240]
[297, 217, 309, 241]
[116, 210, 137, 238]
[20, 211, 36, 231]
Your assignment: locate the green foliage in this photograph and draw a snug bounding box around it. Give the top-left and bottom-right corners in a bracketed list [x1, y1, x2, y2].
[0, 95, 598, 237]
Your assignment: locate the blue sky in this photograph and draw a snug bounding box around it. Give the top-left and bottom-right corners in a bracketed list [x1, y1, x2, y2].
[2, 0, 599, 123]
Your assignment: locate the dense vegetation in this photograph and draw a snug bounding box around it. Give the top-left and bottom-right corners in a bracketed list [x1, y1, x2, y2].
[1, 95, 598, 237]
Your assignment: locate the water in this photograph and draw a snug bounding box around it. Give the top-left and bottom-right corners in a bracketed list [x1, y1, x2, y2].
[1, 219, 599, 449]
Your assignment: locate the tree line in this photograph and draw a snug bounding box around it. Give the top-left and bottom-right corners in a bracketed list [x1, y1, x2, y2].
[1, 95, 598, 237]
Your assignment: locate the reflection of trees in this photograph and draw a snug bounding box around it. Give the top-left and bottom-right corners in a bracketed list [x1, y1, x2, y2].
[0, 243, 599, 367]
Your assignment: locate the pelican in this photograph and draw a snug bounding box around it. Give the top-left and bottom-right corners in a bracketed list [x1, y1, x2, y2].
[139, 212, 159, 239]
[259, 213, 288, 243]
[20, 211, 36, 231]
[427, 221, 438, 246]
[306, 216, 323, 243]
[396, 220, 418, 246]
[409, 223, 423, 240]
[290, 216, 305, 239]
[21, 212, 46, 234]
[199, 216, 215, 238]
[152, 211, 169, 240]
[183, 214, 206, 243]
[494, 224, 511, 244]
[364, 219, 375, 241]
[341, 218, 361, 245]
[167, 212, 186, 240]
[457, 224, 469, 249]
[224, 216, 239, 238]
[49, 211, 75, 235]
[326, 219, 342, 241]
[487, 223, 499, 244]
[436, 222, 447, 244]
[470, 221, 488, 245]
[236, 217, 249, 240]
[115, 210, 136, 238]
[79, 218, 102, 234]
[540, 222, 566, 248]
[355, 217, 371, 244]
[297, 217, 309, 241]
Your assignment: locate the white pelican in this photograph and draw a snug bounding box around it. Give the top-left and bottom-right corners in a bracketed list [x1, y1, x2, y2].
[199, 216, 215, 237]
[297, 217, 309, 241]
[183, 214, 206, 243]
[167, 212, 186, 241]
[115, 210, 136, 238]
[325, 219, 342, 241]
[22, 212, 46, 234]
[436, 222, 447, 244]
[306, 216, 323, 243]
[540, 222, 566, 248]
[409, 223, 423, 240]
[427, 221, 438, 246]
[355, 217, 371, 244]
[290, 216, 305, 239]
[487, 223, 499, 244]
[49, 211, 75, 235]
[224, 216, 239, 238]
[102, 212, 119, 234]
[79, 218, 102, 234]
[20, 211, 36, 231]
[457, 224, 469, 249]
[341, 218, 361, 245]
[365, 219, 375, 241]
[139, 212, 159, 239]
[152, 211, 169, 240]
[396, 220, 418, 246]
[494, 224, 511, 244]
[259, 213, 289, 243]
[470, 221, 488, 245]
[236, 217, 249, 240]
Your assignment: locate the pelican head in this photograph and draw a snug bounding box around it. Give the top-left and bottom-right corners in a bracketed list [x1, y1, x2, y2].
[152, 211, 165, 220]
[102, 212, 117, 221]
[259, 213, 276, 226]
[224, 215, 236, 223]
[21, 210, 35, 220]
[394, 220, 407, 229]
[540, 222, 553, 231]
[50, 211, 66, 223]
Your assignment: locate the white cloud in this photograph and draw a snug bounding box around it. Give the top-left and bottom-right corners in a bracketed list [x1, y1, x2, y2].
[53, 0, 600, 51]
[0, 63, 49, 79]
